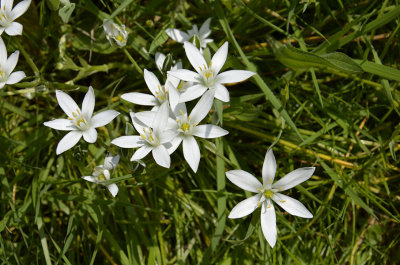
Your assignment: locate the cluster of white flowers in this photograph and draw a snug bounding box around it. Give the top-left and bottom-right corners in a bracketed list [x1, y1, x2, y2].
[0, 0, 30, 89]
[42, 16, 315, 248]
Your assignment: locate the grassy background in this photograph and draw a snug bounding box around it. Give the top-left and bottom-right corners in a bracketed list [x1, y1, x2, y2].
[1, 0, 400, 264]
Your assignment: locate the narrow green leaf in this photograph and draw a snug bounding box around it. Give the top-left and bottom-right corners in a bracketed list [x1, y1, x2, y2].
[322, 52, 363, 73]
[149, 30, 169, 54]
[354, 60, 400, 82]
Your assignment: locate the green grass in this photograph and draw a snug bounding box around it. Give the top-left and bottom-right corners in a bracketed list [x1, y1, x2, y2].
[1, 0, 400, 264]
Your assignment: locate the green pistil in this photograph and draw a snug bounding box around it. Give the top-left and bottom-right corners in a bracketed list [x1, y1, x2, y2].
[264, 190, 274, 198]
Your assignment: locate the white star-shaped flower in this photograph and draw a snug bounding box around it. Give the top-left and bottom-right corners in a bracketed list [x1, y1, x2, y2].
[166, 18, 213, 51]
[0, 36, 25, 89]
[168, 41, 255, 103]
[111, 102, 177, 168]
[44, 86, 120, 155]
[82, 154, 120, 197]
[103, 19, 128, 47]
[0, 0, 31, 36]
[226, 149, 315, 248]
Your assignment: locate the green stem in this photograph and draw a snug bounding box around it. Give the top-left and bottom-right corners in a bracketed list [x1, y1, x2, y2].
[123, 48, 143, 75]
[16, 39, 40, 77]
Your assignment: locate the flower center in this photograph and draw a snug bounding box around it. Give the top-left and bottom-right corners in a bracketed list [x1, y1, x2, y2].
[155, 84, 168, 103]
[140, 127, 160, 146]
[98, 173, 106, 181]
[93, 168, 109, 182]
[116, 35, 124, 42]
[69, 108, 90, 131]
[198, 63, 215, 87]
[176, 110, 198, 135]
[263, 189, 274, 198]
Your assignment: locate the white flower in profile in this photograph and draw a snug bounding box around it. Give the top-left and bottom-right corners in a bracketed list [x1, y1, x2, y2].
[226, 149, 315, 248]
[43, 86, 120, 155]
[165, 90, 228, 172]
[121, 68, 181, 111]
[103, 19, 128, 47]
[0, 0, 31, 36]
[168, 41, 255, 103]
[0, 37, 25, 89]
[111, 102, 177, 168]
[166, 18, 212, 51]
[82, 154, 120, 197]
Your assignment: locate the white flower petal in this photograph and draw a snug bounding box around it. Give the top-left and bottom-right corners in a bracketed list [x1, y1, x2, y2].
[152, 102, 169, 136]
[166, 136, 183, 154]
[5, 50, 19, 75]
[199, 18, 212, 37]
[104, 154, 120, 170]
[130, 112, 147, 133]
[155, 52, 166, 72]
[43, 119, 74, 131]
[5, 22, 23, 36]
[214, 84, 229, 102]
[168, 84, 180, 111]
[152, 145, 170, 168]
[166, 69, 181, 88]
[272, 193, 313, 218]
[5, 71, 25, 85]
[10, 0, 31, 20]
[56, 90, 80, 118]
[82, 127, 97, 143]
[167, 69, 200, 83]
[178, 84, 208, 103]
[184, 41, 207, 74]
[144, 69, 162, 97]
[82, 176, 97, 183]
[82, 86, 95, 119]
[131, 145, 152, 161]
[165, 28, 189, 43]
[0, 82, 6, 89]
[189, 90, 214, 124]
[56, 130, 82, 155]
[225, 170, 262, 193]
[111, 135, 143, 148]
[183, 136, 200, 172]
[91, 110, 119, 128]
[160, 129, 179, 144]
[262, 149, 276, 189]
[172, 102, 187, 118]
[135, 111, 155, 127]
[217, 70, 255, 84]
[272, 167, 315, 191]
[261, 201, 277, 248]
[192, 124, 228, 139]
[121, 92, 158, 106]
[0, 37, 7, 65]
[106, 183, 119, 197]
[228, 193, 261, 219]
[211, 41, 228, 74]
